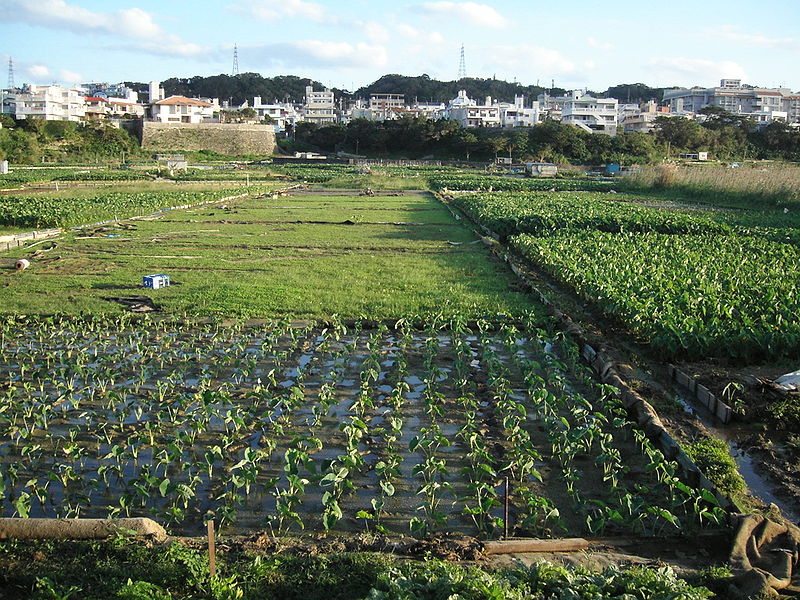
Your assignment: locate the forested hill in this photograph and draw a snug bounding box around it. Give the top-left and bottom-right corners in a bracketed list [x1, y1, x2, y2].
[125, 72, 667, 105]
[358, 76, 668, 104]
[125, 74, 347, 105]
[353, 74, 562, 103]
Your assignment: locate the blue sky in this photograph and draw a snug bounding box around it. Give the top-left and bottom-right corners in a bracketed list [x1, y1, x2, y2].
[1, 0, 798, 93]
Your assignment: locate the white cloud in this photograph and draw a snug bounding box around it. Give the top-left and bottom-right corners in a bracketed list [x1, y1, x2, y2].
[396, 23, 444, 44]
[587, 37, 613, 51]
[705, 25, 800, 51]
[122, 40, 208, 58]
[59, 69, 83, 84]
[113, 8, 163, 39]
[1, 0, 206, 57]
[249, 40, 388, 69]
[27, 65, 51, 79]
[647, 57, 747, 86]
[483, 45, 577, 76]
[359, 21, 390, 44]
[418, 2, 508, 28]
[239, 0, 332, 23]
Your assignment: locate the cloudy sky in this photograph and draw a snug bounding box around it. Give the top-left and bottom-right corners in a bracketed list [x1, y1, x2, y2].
[1, 0, 798, 93]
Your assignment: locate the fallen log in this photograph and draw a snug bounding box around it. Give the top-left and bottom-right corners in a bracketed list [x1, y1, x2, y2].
[0, 518, 168, 543]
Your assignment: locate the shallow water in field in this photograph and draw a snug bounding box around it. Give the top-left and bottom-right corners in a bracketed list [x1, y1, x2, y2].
[680, 392, 800, 522]
[0, 320, 726, 537]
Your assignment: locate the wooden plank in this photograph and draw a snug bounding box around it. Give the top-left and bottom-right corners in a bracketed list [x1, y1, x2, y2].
[483, 538, 590, 554]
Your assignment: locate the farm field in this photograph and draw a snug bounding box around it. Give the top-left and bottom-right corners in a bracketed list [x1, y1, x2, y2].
[432, 169, 800, 544]
[437, 179, 800, 363]
[0, 315, 725, 538]
[0, 163, 793, 597]
[0, 188, 534, 318]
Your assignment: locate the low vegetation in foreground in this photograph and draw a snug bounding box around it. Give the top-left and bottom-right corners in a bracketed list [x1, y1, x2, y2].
[0, 539, 714, 600]
[0, 316, 726, 538]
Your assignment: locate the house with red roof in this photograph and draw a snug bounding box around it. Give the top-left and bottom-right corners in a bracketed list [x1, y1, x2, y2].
[149, 95, 218, 124]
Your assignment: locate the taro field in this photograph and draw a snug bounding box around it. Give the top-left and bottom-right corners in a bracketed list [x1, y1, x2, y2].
[0, 315, 727, 538]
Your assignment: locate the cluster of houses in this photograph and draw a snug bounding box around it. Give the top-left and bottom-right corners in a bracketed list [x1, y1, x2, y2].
[1, 78, 797, 137]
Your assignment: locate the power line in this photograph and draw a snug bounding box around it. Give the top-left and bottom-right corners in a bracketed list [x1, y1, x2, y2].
[232, 44, 239, 77]
[457, 44, 466, 80]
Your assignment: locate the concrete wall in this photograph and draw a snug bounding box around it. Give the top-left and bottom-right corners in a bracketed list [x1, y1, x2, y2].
[140, 122, 276, 156]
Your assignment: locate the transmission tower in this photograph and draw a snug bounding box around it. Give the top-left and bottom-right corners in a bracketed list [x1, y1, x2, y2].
[457, 44, 466, 80]
[7, 57, 15, 90]
[231, 44, 239, 76]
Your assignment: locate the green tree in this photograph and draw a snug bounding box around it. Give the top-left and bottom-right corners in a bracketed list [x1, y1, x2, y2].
[653, 116, 707, 152]
[0, 128, 41, 163]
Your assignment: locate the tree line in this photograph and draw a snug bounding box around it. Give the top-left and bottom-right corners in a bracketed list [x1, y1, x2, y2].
[292, 110, 800, 164]
[126, 72, 667, 107]
[1, 105, 798, 164]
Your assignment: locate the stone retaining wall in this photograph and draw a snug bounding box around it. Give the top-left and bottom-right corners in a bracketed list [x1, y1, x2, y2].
[140, 122, 276, 156]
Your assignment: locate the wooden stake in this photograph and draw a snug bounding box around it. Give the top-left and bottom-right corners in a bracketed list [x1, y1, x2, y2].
[207, 515, 216, 579]
[504, 476, 510, 540]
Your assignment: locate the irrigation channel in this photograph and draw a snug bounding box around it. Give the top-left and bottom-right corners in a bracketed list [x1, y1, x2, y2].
[0, 316, 728, 539]
[675, 389, 800, 522]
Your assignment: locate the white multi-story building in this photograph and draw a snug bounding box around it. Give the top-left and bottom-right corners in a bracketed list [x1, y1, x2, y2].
[561, 90, 617, 134]
[303, 86, 337, 125]
[406, 102, 446, 120]
[350, 93, 408, 122]
[620, 100, 670, 133]
[445, 90, 501, 127]
[369, 93, 405, 111]
[498, 95, 541, 127]
[249, 96, 300, 132]
[663, 79, 796, 124]
[536, 92, 567, 120]
[784, 96, 800, 125]
[9, 84, 87, 121]
[150, 95, 217, 123]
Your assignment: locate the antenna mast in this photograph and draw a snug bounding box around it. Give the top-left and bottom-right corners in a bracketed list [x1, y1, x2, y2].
[7, 57, 15, 89]
[232, 44, 240, 76]
[457, 44, 466, 80]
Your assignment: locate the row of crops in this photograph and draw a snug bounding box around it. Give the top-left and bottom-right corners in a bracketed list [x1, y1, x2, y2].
[270, 163, 461, 184]
[440, 174, 800, 362]
[0, 168, 152, 189]
[0, 187, 249, 228]
[0, 315, 726, 537]
[448, 191, 730, 239]
[428, 173, 613, 193]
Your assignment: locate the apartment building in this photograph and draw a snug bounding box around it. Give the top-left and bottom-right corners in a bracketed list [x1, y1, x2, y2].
[561, 90, 618, 135]
[663, 79, 794, 124]
[620, 100, 670, 133]
[303, 86, 337, 125]
[249, 96, 300, 132]
[498, 95, 541, 127]
[8, 84, 86, 121]
[446, 90, 501, 127]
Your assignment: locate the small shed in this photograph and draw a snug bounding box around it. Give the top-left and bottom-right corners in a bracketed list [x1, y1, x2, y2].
[678, 152, 709, 161]
[143, 274, 170, 289]
[525, 162, 558, 177]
